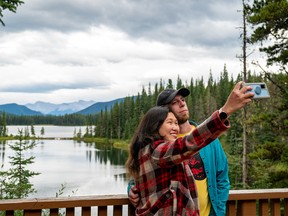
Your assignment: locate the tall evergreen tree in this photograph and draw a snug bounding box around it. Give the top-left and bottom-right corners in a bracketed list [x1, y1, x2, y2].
[247, 0, 288, 70]
[0, 130, 40, 199]
[176, 75, 183, 89]
[166, 79, 173, 88]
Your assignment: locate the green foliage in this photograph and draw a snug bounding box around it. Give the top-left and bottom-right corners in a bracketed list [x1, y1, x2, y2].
[226, 152, 244, 189]
[248, 141, 288, 188]
[0, 130, 40, 199]
[0, 0, 24, 26]
[247, 0, 288, 70]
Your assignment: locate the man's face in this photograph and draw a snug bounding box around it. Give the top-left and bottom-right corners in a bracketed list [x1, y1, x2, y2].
[168, 95, 189, 124]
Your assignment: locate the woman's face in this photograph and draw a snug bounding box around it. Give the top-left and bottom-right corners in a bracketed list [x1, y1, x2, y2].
[158, 112, 179, 141]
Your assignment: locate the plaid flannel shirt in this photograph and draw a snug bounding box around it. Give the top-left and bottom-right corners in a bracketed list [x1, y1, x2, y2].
[135, 110, 229, 216]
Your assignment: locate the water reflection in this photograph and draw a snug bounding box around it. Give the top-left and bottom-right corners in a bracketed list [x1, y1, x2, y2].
[83, 142, 128, 165]
[0, 139, 129, 198]
[0, 140, 7, 165]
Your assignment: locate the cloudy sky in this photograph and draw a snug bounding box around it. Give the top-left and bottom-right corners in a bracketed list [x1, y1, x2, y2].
[1, 0, 258, 105]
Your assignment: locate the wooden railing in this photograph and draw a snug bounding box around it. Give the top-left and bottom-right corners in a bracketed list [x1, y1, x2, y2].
[227, 189, 288, 216]
[0, 189, 287, 216]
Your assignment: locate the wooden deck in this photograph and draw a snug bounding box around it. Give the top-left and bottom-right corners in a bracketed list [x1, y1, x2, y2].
[0, 189, 287, 215]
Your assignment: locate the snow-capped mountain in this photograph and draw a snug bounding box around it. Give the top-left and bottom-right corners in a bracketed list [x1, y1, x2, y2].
[25, 100, 96, 115]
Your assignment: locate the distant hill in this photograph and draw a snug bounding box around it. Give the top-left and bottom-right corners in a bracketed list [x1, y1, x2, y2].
[0, 103, 43, 116]
[76, 98, 124, 115]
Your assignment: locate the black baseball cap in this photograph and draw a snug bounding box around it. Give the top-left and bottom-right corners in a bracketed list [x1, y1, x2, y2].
[156, 87, 190, 106]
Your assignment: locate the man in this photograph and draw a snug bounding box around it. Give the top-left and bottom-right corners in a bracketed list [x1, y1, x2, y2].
[128, 87, 230, 216]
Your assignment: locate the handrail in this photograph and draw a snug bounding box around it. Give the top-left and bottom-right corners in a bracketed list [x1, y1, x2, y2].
[227, 188, 288, 216]
[0, 189, 287, 215]
[0, 194, 133, 216]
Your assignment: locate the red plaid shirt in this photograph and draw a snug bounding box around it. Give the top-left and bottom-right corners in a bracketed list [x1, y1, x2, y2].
[135, 111, 229, 216]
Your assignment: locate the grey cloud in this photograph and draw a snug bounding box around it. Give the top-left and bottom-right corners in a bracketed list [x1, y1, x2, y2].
[0, 80, 110, 93]
[3, 0, 242, 48]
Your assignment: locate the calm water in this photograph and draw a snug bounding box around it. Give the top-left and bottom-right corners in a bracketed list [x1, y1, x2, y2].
[6, 125, 86, 138]
[1, 126, 129, 198]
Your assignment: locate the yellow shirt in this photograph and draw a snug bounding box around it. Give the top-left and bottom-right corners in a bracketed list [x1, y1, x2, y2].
[178, 126, 211, 216]
[195, 178, 211, 216]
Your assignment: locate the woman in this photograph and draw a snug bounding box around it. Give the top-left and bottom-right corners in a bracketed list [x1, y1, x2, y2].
[126, 106, 230, 216]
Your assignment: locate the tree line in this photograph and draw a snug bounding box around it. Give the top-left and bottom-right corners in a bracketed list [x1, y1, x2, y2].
[1, 113, 88, 127]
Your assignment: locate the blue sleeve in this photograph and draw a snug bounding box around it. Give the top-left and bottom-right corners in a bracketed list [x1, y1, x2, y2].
[127, 178, 135, 196]
[214, 139, 230, 215]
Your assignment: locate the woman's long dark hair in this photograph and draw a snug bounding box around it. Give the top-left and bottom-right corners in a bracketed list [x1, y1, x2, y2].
[126, 106, 170, 179]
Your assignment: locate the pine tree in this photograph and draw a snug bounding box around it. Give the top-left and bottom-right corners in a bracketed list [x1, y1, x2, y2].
[30, 124, 35, 137]
[0, 130, 40, 199]
[40, 127, 45, 137]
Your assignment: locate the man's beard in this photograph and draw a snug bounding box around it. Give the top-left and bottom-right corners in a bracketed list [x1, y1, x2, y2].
[176, 113, 189, 124]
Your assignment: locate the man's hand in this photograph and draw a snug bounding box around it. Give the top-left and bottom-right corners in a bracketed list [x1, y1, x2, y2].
[221, 81, 254, 116]
[129, 186, 140, 207]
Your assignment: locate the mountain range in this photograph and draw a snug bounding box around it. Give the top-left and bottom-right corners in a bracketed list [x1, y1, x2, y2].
[0, 98, 124, 116]
[25, 100, 96, 115]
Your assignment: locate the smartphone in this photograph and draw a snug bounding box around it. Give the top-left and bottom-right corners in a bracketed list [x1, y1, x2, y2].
[244, 82, 270, 99]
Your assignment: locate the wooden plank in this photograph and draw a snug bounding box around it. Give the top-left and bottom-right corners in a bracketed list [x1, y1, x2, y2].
[24, 209, 41, 216]
[270, 199, 281, 216]
[0, 195, 130, 210]
[50, 208, 59, 216]
[226, 200, 236, 216]
[238, 200, 256, 216]
[128, 204, 136, 216]
[1, 192, 288, 216]
[81, 206, 91, 216]
[284, 198, 288, 216]
[5, 210, 14, 216]
[4, 191, 288, 211]
[229, 189, 288, 201]
[66, 207, 75, 216]
[259, 199, 269, 216]
[113, 205, 122, 216]
[98, 206, 107, 216]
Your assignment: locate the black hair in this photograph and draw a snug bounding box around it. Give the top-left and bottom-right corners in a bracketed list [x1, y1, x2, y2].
[125, 106, 170, 178]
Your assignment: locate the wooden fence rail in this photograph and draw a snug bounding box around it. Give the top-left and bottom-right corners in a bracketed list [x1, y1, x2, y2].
[227, 189, 288, 216]
[0, 189, 288, 216]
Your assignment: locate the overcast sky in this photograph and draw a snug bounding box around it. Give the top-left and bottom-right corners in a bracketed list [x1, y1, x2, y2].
[1, 0, 259, 105]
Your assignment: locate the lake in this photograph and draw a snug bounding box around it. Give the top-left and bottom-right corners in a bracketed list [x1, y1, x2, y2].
[6, 125, 87, 138]
[1, 126, 129, 199]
